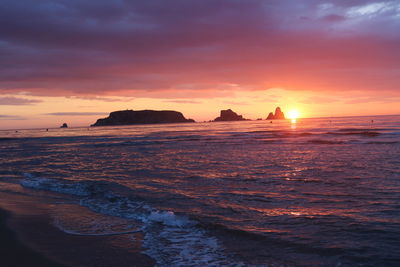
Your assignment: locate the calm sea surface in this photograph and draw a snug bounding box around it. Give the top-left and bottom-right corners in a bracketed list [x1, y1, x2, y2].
[1, 115, 400, 266]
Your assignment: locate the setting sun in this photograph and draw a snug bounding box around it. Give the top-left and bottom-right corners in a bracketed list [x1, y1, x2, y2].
[287, 109, 300, 120]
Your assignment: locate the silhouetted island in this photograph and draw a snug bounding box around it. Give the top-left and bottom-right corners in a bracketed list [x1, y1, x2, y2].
[60, 123, 68, 128]
[213, 109, 247, 122]
[91, 110, 195, 127]
[266, 107, 285, 120]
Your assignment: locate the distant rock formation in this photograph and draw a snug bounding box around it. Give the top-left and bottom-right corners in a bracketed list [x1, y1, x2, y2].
[60, 123, 68, 128]
[266, 112, 274, 120]
[266, 107, 285, 120]
[91, 110, 195, 127]
[213, 109, 246, 121]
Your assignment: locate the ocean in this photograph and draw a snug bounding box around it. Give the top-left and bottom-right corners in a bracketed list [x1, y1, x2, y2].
[1, 115, 399, 266]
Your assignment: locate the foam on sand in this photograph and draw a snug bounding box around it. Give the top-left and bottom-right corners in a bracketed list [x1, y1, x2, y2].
[20, 173, 243, 266]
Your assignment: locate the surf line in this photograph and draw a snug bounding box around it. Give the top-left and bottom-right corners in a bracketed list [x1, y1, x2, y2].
[59, 229, 142, 236]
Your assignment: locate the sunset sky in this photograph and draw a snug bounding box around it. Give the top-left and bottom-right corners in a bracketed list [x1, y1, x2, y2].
[1, 0, 399, 129]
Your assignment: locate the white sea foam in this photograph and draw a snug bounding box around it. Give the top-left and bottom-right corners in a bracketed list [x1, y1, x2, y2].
[54, 219, 140, 236]
[20, 173, 243, 266]
[21, 173, 91, 196]
[143, 224, 236, 266]
[147, 210, 196, 227]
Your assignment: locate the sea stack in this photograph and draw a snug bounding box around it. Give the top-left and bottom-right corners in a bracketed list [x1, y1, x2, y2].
[266, 107, 285, 120]
[60, 123, 68, 128]
[213, 109, 246, 121]
[91, 110, 195, 127]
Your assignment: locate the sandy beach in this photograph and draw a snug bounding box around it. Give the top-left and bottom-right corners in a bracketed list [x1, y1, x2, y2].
[0, 191, 154, 267]
[0, 208, 62, 267]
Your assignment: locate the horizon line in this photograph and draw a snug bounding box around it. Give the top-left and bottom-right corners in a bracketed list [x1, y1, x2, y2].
[1, 113, 399, 131]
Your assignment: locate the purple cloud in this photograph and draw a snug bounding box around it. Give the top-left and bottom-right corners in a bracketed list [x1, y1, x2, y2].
[164, 100, 202, 104]
[0, 0, 399, 97]
[321, 14, 347, 23]
[0, 97, 42, 105]
[0, 114, 26, 120]
[44, 112, 109, 116]
[66, 96, 135, 102]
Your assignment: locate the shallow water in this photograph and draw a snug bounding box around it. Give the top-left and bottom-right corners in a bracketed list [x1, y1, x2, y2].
[1, 115, 400, 266]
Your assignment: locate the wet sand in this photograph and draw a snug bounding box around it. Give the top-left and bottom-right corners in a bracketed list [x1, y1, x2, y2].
[0, 191, 155, 267]
[0, 208, 62, 267]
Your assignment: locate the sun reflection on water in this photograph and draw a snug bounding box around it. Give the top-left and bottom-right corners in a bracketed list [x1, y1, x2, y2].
[291, 118, 297, 129]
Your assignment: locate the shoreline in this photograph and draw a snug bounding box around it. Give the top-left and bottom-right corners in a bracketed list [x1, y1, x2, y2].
[0, 191, 155, 267]
[0, 208, 63, 267]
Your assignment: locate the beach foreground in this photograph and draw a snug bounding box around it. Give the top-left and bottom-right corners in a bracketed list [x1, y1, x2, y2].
[0, 207, 63, 267]
[0, 191, 154, 267]
[1, 116, 400, 266]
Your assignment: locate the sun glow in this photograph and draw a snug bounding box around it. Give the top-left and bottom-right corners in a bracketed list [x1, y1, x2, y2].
[287, 109, 300, 124]
[287, 109, 300, 120]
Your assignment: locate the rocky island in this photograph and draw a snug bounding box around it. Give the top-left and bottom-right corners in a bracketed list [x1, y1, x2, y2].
[266, 107, 285, 120]
[91, 110, 195, 127]
[213, 109, 247, 122]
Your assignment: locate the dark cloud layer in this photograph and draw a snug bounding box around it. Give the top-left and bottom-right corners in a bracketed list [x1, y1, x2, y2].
[1, 0, 399, 97]
[0, 114, 25, 120]
[0, 97, 42, 105]
[44, 112, 109, 116]
[164, 100, 202, 104]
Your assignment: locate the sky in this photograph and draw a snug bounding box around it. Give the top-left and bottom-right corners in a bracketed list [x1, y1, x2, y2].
[1, 0, 399, 129]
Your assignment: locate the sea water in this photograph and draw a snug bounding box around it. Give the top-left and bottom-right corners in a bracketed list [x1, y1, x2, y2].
[0, 115, 399, 266]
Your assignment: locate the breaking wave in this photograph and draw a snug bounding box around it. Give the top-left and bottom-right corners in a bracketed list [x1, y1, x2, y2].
[20, 173, 242, 266]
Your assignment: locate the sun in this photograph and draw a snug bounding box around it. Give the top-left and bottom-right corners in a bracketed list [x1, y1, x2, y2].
[287, 109, 300, 120]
